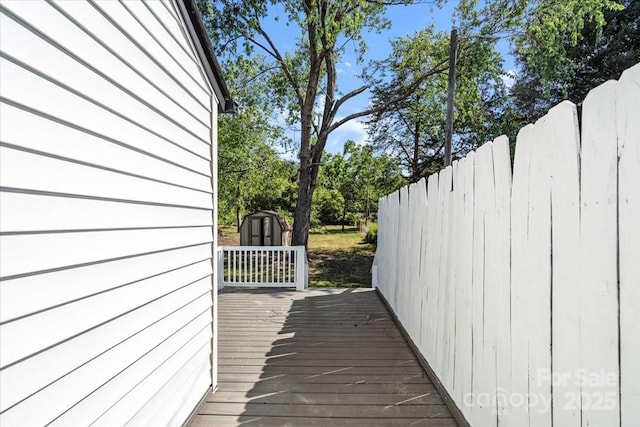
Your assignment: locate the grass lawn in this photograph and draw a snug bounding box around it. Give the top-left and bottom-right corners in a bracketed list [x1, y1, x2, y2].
[307, 225, 375, 288]
[217, 224, 375, 288]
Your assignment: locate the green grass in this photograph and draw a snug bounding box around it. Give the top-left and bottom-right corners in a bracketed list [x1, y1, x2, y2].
[307, 225, 375, 288]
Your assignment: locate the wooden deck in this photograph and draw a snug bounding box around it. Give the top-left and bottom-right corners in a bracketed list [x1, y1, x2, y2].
[189, 288, 459, 426]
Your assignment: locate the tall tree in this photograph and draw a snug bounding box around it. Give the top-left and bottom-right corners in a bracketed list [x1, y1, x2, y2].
[217, 58, 294, 228]
[367, 27, 506, 181]
[508, 0, 639, 124]
[199, 0, 438, 246]
[318, 141, 404, 228]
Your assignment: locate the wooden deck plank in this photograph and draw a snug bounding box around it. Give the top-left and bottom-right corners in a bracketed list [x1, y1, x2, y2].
[219, 358, 421, 366]
[199, 402, 452, 418]
[191, 415, 460, 426]
[188, 288, 458, 426]
[216, 382, 439, 394]
[209, 391, 445, 405]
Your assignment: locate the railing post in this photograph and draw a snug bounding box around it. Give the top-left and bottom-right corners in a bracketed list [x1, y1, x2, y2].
[371, 252, 378, 288]
[304, 252, 309, 290]
[216, 247, 224, 290]
[295, 246, 306, 291]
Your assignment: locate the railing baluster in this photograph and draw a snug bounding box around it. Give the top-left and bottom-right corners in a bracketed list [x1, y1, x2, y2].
[270, 250, 274, 283]
[243, 249, 247, 282]
[232, 249, 236, 283]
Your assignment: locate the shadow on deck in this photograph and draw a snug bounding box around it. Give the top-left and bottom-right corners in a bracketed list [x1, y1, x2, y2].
[189, 288, 458, 426]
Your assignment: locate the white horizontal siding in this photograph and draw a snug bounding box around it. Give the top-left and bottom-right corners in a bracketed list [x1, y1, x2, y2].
[0, 146, 213, 209]
[3, 0, 211, 125]
[0, 192, 213, 234]
[0, 244, 213, 323]
[0, 278, 211, 411]
[125, 346, 211, 426]
[0, 58, 211, 176]
[1, 103, 212, 192]
[0, 9, 210, 159]
[0, 0, 217, 425]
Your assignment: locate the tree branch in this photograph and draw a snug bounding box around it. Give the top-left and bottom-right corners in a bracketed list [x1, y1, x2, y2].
[328, 60, 448, 134]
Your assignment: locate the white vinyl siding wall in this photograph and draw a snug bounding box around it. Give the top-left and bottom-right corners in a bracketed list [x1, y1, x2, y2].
[0, 1, 217, 425]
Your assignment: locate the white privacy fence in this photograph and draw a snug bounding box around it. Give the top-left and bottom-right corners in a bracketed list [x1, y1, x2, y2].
[373, 64, 639, 426]
[217, 246, 308, 290]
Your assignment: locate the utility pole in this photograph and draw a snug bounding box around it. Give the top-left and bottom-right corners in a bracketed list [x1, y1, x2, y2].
[444, 28, 458, 167]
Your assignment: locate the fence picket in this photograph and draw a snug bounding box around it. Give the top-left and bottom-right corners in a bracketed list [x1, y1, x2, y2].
[491, 136, 512, 421]
[580, 80, 620, 426]
[509, 124, 534, 427]
[470, 141, 493, 426]
[618, 64, 640, 426]
[548, 102, 582, 427]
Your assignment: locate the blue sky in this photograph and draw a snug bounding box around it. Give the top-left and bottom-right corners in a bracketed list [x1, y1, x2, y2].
[261, 1, 515, 156]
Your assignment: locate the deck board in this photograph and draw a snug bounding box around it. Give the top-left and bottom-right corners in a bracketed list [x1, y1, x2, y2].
[188, 288, 458, 426]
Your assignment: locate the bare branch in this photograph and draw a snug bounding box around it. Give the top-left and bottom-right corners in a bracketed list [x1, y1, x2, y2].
[248, 19, 306, 110]
[330, 85, 368, 118]
[328, 60, 449, 134]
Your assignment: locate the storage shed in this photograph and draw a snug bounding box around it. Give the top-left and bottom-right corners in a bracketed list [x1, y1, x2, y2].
[0, 1, 234, 425]
[240, 210, 292, 246]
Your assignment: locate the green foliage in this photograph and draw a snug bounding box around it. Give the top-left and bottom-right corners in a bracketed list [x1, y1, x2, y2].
[312, 188, 344, 226]
[198, 0, 428, 245]
[316, 140, 405, 226]
[449, 0, 638, 152]
[454, 0, 624, 85]
[367, 26, 507, 180]
[216, 57, 297, 226]
[364, 224, 378, 245]
[505, 0, 639, 128]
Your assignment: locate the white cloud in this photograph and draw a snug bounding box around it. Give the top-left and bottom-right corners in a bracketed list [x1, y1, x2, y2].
[501, 69, 517, 89]
[327, 118, 369, 152]
[344, 61, 352, 67]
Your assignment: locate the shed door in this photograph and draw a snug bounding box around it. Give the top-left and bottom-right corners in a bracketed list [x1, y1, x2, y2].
[250, 217, 262, 245]
[263, 217, 272, 246]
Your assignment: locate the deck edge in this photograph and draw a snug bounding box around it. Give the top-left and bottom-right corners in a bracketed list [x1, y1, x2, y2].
[374, 288, 470, 427]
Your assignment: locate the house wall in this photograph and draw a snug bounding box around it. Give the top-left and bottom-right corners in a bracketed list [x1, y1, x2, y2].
[0, 1, 218, 425]
[374, 64, 639, 426]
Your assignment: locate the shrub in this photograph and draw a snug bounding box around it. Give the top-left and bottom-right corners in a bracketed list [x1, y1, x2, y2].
[364, 224, 377, 245]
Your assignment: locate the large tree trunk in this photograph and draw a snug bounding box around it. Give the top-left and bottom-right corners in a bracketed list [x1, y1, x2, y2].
[292, 159, 313, 246]
[292, 132, 326, 246]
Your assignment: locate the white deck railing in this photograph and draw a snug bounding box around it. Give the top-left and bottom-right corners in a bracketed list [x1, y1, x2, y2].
[217, 246, 308, 290]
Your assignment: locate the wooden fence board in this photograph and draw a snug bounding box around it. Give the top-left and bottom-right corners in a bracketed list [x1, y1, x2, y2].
[471, 141, 496, 426]
[424, 173, 440, 364]
[436, 166, 453, 389]
[527, 113, 552, 427]
[548, 101, 582, 427]
[491, 136, 512, 421]
[452, 153, 474, 409]
[508, 124, 534, 426]
[618, 64, 640, 426]
[580, 80, 620, 427]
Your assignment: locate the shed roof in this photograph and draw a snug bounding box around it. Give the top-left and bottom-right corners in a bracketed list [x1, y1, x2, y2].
[245, 210, 292, 231]
[176, 0, 237, 113]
